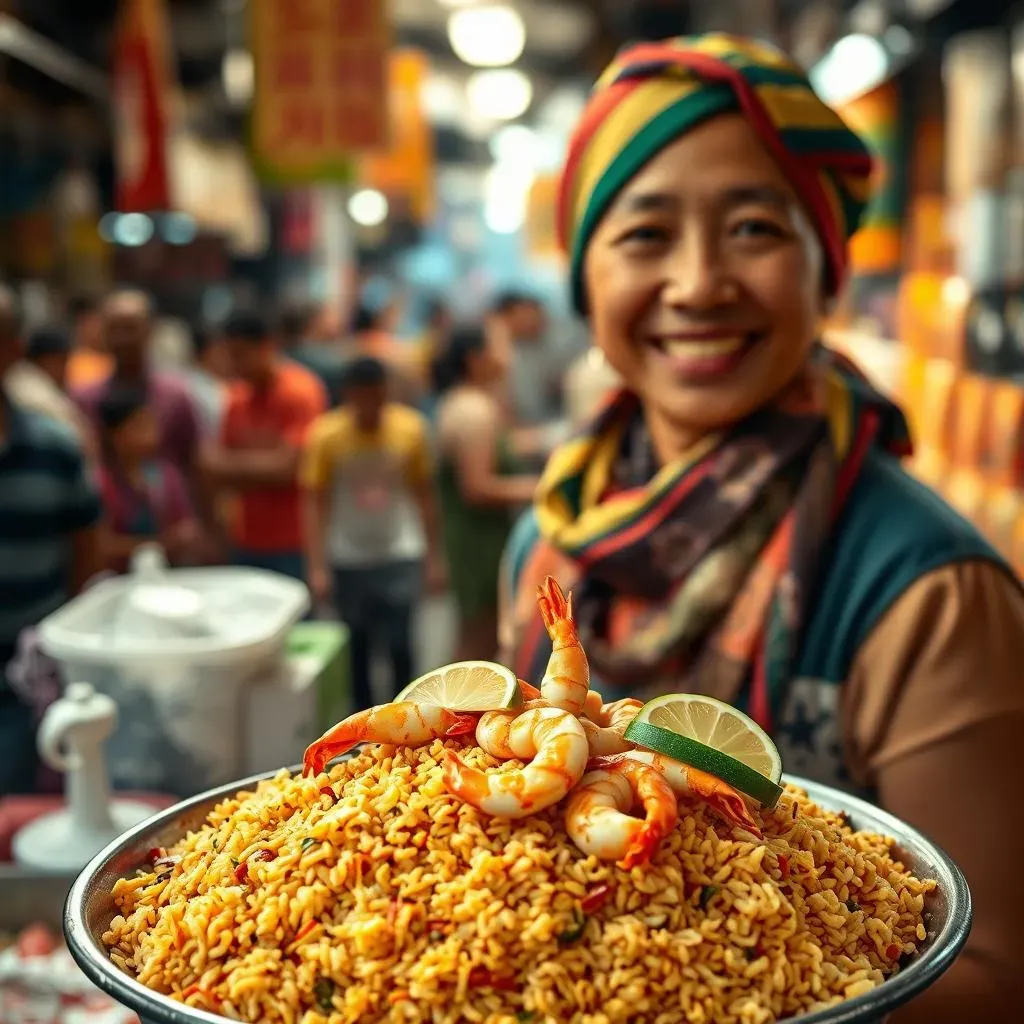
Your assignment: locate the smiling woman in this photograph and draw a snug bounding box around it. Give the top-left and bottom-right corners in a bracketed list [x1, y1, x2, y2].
[501, 33, 1024, 1023]
[583, 117, 828, 445]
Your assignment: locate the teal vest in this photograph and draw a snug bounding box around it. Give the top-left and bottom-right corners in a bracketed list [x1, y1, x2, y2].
[505, 450, 1007, 795]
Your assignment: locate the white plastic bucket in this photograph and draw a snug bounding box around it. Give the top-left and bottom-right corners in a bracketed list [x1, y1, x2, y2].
[38, 547, 310, 796]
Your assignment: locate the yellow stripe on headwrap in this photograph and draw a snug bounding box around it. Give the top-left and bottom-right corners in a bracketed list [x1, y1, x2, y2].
[754, 83, 850, 132]
[571, 76, 702, 241]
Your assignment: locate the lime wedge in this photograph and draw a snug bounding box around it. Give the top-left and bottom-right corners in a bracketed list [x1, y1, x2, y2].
[624, 694, 783, 809]
[395, 660, 523, 712]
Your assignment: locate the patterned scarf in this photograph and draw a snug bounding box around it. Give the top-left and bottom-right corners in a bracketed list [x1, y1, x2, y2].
[512, 348, 911, 731]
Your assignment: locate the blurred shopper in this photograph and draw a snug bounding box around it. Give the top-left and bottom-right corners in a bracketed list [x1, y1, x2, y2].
[351, 297, 421, 404]
[4, 324, 95, 458]
[202, 308, 325, 580]
[491, 290, 574, 429]
[0, 284, 102, 795]
[176, 320, 230, 441]
[302, 356, 443, 709]
[65, 293, 112, 391]
[75, 290, 202, 499]
[434, 326, 539, 661]
[411, 296, 454, 415]
[95, 386, 197, 573]
[280, 300, 345, 407]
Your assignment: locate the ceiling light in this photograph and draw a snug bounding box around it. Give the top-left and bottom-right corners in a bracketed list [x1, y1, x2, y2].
[420, 71, 464, 126]
[810, 34, 889, 105]
[114, 213, 155, 247]
[466, 68, 533, 122]
[222, 49, 254, 106]
[348, 189, 389, 227]
[484, 200, 525, 234]
[489, 124, 537, 169]
[883, 25, 914, 56]
[162, 213, 197, 245]
[483, 161, 533, 235]
[448, 5, 526, 68]
[536, 86, 587, 133]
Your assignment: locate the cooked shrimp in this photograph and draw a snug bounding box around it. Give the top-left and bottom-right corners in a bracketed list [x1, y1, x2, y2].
[582, 688, 605, 722]
[565, 761, 678, 868]
[580, 697, 642, 756]
[473, 700, 551, 757]
[591, 751, 762, 836]
[597, 698, 644, 729]
[536, 576, 590, 714]
[442, 707, 589, 817]
[303, 703, 477, 777]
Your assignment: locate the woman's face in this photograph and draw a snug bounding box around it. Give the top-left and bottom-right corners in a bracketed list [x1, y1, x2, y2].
[583, 113, 826, 441]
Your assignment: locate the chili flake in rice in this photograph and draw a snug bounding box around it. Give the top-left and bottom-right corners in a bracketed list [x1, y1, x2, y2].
[102, 740, 935, 1024]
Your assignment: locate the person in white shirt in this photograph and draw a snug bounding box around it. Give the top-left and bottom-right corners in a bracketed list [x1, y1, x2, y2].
[4, 325, 96, 459]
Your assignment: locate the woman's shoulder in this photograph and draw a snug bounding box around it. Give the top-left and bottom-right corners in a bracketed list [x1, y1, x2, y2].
[800, 448, 1010, 684]
[838, 449, 1000, 562]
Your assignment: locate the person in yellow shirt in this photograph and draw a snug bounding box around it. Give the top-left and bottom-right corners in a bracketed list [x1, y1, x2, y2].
[301, 357, 445, 710]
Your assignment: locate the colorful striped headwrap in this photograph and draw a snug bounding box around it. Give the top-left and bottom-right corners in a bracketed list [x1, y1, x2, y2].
[557, 33, 875, 313]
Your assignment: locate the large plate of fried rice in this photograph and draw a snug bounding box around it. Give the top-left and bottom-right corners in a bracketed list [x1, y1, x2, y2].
[65, 739, 970, 1024]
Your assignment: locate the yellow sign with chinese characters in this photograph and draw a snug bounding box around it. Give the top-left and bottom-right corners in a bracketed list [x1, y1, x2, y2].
[249, 0, 389, 184]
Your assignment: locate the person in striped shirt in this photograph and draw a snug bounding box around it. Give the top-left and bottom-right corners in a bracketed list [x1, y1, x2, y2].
[0, 284, 102, 795]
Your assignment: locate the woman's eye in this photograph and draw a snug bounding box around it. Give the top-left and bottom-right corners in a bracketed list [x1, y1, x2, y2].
[731, 218, 785, 239]
[617, 224, 670, 245]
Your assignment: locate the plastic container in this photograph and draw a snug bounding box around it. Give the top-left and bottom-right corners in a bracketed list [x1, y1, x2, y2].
[64, 771, 970, 1024]
[37, 548, 309, 797]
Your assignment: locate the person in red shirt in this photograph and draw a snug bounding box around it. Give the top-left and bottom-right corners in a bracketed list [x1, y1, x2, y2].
[201, 309, 326, 580]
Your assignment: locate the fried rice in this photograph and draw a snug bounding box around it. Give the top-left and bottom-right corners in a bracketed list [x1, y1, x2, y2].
[102, 740, 936, 1024]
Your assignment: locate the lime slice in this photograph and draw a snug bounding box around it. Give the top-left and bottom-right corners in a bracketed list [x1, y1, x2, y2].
[624, 694, 783, 809]
[395, 660, 523, 712]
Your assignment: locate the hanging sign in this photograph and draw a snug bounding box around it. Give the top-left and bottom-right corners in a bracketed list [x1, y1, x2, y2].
[249, 0, 389, 184]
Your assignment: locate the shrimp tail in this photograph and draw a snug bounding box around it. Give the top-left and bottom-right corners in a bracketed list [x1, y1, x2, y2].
[591, 752, 763, 837]
[620, 822, 663, 870]
[444, 713, 479, 738]
[537, 575, 572, 632]
[587, 753, 625, 772]
[302, 713, 368, 776]
[535, 576, 590, 714]
[700, 788, 763, 837]
[518, 679, 542, 701]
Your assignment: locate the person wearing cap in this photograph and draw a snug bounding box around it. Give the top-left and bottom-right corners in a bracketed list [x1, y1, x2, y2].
[500, 34, 1024, 1019]
[4, 324, 95, 457]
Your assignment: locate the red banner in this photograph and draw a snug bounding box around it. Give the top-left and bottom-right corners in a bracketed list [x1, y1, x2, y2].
[249, 0, 389, 184]
[112, 0, 175, 212]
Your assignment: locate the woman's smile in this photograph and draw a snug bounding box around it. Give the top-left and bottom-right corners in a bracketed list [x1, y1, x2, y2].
[644, 329, 769, 381]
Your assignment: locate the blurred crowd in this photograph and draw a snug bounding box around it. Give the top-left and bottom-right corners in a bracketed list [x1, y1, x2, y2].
[0, 279, 608, 795]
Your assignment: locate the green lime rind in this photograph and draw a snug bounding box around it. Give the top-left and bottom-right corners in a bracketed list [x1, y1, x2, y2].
[623, 720, 784, 809]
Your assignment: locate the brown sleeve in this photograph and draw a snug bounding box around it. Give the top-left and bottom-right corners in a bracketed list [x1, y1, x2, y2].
[843, 561, 1024, 1023]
